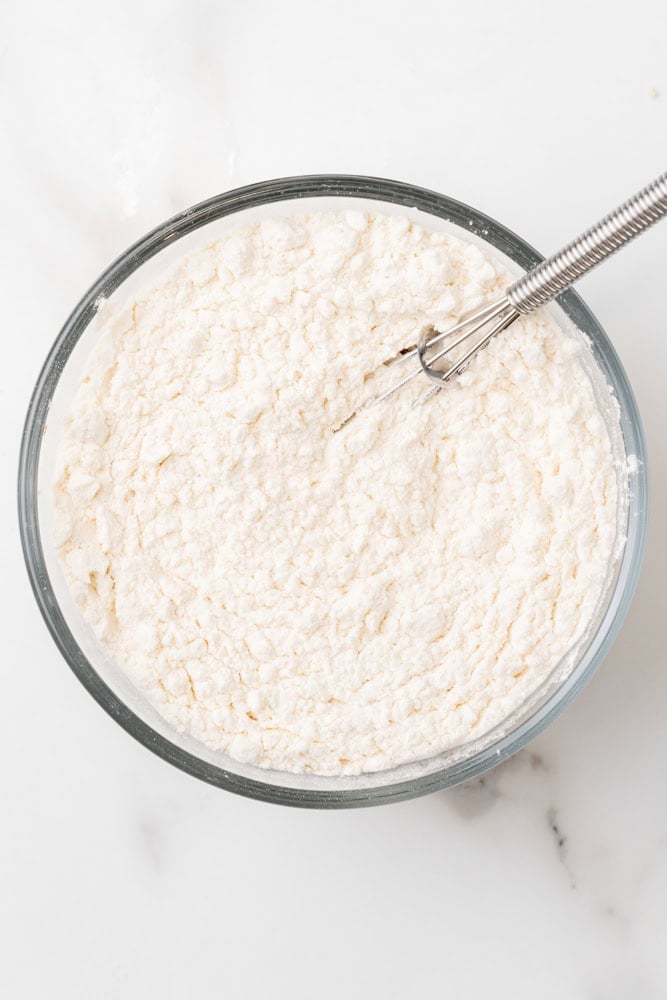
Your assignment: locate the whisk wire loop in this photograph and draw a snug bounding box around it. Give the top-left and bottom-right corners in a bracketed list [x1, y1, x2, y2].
[380, 170, 667, 401]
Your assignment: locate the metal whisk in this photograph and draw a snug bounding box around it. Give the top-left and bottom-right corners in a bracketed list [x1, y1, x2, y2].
[377, 171, 667, 403]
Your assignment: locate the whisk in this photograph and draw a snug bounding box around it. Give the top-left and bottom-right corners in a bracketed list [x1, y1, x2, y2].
[376, 171, 667, 404]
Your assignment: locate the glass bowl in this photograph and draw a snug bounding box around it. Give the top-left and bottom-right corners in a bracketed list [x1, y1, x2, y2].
[18, 175, 648, 808]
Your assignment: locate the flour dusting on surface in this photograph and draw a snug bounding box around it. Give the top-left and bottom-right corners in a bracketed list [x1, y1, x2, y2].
[54, 212, 624, 775]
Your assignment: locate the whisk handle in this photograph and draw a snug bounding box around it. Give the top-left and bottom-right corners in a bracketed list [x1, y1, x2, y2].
[507, 171, 667, 314]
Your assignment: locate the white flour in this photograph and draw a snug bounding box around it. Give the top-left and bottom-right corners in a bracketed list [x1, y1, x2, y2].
[54, 211, 623, 775]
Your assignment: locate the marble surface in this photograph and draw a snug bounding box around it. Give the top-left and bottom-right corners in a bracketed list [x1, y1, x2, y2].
[2, 1, 667, 996]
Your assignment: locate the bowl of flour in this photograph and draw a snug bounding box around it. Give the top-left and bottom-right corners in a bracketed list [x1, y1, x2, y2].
[19, 176, 647, 807]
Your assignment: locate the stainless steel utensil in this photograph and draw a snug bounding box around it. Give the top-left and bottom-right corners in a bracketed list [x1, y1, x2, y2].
[377, 172, 667, 403]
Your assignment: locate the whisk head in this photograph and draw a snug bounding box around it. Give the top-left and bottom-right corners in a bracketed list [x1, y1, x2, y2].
[373, 295, 519, 406]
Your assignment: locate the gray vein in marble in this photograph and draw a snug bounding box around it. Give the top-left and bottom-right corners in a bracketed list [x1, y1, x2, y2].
[546, 806, 576, 889]
[448, 750, 550, 819]
[137, 817, 163, 872]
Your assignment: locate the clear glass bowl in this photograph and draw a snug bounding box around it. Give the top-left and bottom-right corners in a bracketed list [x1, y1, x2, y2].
[18, 175, 648, 808]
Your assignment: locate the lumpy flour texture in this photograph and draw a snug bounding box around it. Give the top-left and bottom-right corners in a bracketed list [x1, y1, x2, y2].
[54, 212, 623, 775]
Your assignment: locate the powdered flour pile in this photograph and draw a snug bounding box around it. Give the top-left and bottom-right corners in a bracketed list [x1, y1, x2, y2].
[54, 211, 623, 775]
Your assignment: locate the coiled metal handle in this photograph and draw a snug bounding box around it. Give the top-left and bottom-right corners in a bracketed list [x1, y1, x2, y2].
[507, 172, 667, 314]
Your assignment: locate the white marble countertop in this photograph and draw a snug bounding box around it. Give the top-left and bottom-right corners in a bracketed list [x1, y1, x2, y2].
[3, 1, 667, 996]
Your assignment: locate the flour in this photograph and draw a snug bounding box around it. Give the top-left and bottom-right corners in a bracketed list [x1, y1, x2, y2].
[54, 211, 623, 776]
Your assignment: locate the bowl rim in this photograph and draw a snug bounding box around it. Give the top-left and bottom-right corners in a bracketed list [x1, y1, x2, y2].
[17, 174, 649, 808]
